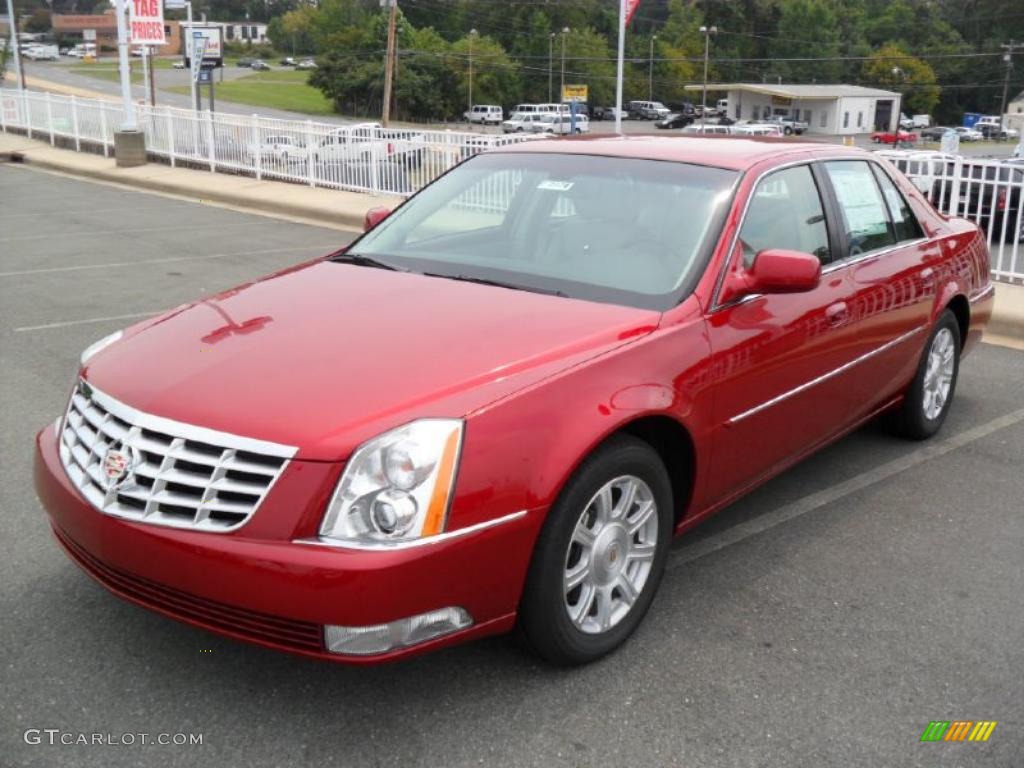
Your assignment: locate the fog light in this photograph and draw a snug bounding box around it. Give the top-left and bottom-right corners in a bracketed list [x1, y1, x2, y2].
[324, 607, 473, 656]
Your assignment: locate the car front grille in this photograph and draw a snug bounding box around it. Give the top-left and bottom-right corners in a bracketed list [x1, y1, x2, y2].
[58, 380, 296, 532]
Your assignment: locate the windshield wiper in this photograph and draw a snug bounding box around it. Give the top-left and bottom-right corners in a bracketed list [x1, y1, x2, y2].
[423, 272, 568, 298]
[328, 252, 405, 271]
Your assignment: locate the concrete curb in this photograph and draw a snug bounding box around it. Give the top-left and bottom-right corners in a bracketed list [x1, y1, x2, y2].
[988, 283, 1024, 340]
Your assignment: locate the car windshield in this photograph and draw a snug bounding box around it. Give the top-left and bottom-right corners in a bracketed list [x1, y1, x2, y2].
[347, 152, 737, 309]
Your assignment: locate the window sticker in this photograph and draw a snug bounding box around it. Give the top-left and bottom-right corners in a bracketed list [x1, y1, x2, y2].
[538, 180, 574, 191]
[829, 167, 889, 236]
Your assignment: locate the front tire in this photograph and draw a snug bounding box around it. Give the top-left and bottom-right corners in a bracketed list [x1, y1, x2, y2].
[518, 436, 673, 665]
[885, 310, 960, 440]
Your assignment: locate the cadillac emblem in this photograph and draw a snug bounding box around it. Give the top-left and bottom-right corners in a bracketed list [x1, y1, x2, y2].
[101, 443, 138, 490]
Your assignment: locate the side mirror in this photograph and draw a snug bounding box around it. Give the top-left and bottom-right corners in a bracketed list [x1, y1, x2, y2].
[363, 206, 392, 232]
[747, 248, 822, 294]
[719, 248, 821, 304]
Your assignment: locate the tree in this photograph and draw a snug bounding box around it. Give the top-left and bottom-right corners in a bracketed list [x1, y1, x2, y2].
[449, 33, 520, 111]
[861, 43, 941, 116]
[770, 0, 841, 83]
[25, 9, 51, 34]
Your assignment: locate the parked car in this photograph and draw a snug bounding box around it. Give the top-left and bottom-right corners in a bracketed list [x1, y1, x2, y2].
[871, 129, 918, 145]
[931, 161, 1024, 242]
[313, 124, 426, 168]
[654, 113, 694, 129]
[502, 112, 550, 133]
[172, 60, 186, 69]
[251, 134, 308, 164]
[763, 115, 808, 135]
[250, 60, 270, 71]
[954, 126, 983, 142]
[976, 122, 1020, 141]
[23, 44, 58, 61]
[464, 105, 503, 125]
[919, 126, 952, 141]
[279, 57, 297, 66]
[531, 114, 590, 135]
[733, 123, 784, 137]
[628, 100, 671, 120]
[591, 106, 627, 121]
[236, 58, 254, 68]
[296, 59, 317, 70]
[35, 136, 993, 667]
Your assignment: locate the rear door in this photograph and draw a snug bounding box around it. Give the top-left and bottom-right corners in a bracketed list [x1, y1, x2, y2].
[705, 162, 860, 502]
[817, 159, 937, 414]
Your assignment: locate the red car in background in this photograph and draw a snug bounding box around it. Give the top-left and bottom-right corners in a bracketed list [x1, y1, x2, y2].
[872, 129, 918, 144]
[35, 136, 994, 666]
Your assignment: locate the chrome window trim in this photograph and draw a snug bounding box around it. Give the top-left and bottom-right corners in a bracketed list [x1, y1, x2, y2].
[820, 237, 929, 275]
[710, 155, 935, 311]
[726, 326, 926, 425]
[294, 509, 528, 552]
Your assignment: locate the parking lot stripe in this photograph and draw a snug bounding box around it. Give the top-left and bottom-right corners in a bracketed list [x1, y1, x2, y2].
[671, 406, 1024, 568]
[0, 222, 258, 243]
[14, 312, 159, 332]
[0, 244, 339, 278]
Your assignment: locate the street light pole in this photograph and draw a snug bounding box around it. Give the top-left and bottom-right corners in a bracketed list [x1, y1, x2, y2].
[560, 27, 569, 102]
[468, 28, 477, 115]
[114, 0, 137, 130]
[5, 0, 25, 89]
[699, 25, 716, 128]
[381, 0, 397, 126]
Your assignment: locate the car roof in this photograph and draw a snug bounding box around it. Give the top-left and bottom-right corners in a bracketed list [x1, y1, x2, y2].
[494, 134, 864, 171]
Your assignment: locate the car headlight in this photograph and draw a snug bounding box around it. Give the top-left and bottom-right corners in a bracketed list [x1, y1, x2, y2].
[80, 330, 123, 365]
[319, 419, 463, 546]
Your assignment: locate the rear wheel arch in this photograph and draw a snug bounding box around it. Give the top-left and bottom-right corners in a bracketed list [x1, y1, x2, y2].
[945, 294, 970, 353]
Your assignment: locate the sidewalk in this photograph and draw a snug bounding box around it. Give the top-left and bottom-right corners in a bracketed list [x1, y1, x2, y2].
[988, 282, 1024, 348]
[0, 133, 401, 231]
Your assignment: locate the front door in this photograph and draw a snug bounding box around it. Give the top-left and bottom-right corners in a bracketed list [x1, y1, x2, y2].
[704, 163, 860, 503]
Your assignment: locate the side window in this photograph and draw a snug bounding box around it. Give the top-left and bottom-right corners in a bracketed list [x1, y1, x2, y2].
[871, 165, 924, 242]
[738, 165, 831, 267]
[823, 161, 897, 255]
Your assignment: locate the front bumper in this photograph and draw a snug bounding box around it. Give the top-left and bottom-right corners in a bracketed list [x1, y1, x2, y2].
[34, 424, 541, 663]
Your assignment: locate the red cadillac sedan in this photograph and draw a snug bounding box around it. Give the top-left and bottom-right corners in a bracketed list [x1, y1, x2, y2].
[35, 136, 994, 665]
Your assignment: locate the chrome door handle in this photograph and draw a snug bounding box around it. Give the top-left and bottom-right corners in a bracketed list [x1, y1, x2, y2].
[826, 302, 849, 326]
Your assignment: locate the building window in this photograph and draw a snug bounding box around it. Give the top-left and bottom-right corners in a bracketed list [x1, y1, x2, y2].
[857, 111, 863, 127]
[820, 111, 827, 128]
[240, 26, 248, 39]
[843, 111, 849, 128]
[250, 26, 257, 38]
[752, 105, 760, 120]
[225, 26, 234, 40]
[164, 25, 170, 37]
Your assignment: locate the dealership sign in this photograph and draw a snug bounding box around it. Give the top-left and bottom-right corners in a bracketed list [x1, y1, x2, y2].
[129, 0, 166, 46]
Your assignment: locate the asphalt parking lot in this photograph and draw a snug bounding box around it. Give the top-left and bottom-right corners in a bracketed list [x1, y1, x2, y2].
[1, 163, 1022, 768]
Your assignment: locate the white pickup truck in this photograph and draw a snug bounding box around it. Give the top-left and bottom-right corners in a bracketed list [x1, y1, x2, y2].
[313, 124, 426, 168]
[763, 115, 808, 135]
[24, 44, 59, 61]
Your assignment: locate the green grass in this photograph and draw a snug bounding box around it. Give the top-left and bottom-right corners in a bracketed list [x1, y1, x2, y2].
[168, 71, 333, 115]
[71, 58, 175, 84]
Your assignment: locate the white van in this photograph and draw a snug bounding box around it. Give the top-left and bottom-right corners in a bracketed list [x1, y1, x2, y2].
[513, 103, 570, 116]
[683, 124, 732, 135]
[464, 105, 503, 125]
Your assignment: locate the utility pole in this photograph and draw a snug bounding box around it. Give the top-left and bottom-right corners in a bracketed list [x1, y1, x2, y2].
[467, 28, 477, 115]
[560, 27, 569, 102]
[999, 41, 1021, 139]
[648, 34, 657, 101]
[548, 32, 555, 103]
[699, 25, 717, 128]
[6, 0, 25, 89]
[381, 0, 398, 127]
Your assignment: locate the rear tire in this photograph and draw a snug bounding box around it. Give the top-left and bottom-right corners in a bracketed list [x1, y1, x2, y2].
[884, 310, 961, 440]
[518, 436, 673, 665]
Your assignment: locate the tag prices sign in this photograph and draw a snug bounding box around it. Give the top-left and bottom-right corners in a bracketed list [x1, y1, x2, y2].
[129, 0, 167, 46]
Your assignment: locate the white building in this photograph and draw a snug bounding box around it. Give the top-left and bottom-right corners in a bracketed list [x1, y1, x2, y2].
[1006, 90, 1024, 134]
[215, 21, 269, 45]
[688, 83, 903, 135]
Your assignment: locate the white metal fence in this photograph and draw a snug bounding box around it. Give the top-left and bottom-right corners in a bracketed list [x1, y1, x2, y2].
[0, 87, 535, 197]
[877, 149, 1024, 283]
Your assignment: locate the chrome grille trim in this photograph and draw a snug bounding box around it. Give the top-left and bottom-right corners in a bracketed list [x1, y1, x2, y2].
[58, 380, 297, 533]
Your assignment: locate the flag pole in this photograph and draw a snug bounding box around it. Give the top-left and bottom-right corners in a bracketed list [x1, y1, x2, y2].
[615, 0, 626, 133]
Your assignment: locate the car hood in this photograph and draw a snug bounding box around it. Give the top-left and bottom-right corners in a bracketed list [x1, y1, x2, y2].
[84, 260, 661, 460]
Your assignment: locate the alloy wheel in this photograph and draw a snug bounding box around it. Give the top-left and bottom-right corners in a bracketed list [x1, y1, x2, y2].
[562, 475, 659, 634]
[922, 327, 955, 420]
